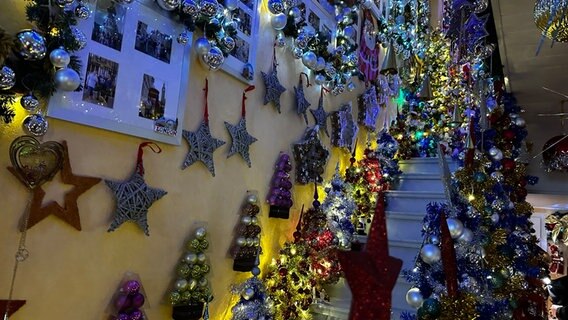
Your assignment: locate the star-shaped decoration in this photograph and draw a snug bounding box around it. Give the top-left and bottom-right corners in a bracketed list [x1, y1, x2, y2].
[463, 13, 489, 49]
[8, 141, 101, 231]
[294, 83, 311, 125]
[261, 67, 286, 113]
[310, 93, 329, 137]
[0, 300, 26, 317]
[182, 121, 225, 176]
[225, 118, 257, 167]
[292, 126, 329, 184]
[358, 86, 380, 131]
[105, 171, 167, 236]
[337, 193, 402, 320]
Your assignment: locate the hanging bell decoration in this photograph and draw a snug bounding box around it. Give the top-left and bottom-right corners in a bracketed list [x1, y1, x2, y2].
[379, 42, 398, 75]
[450, 106, 462, 128]
[417, 75, 432, 100]
[534, 0, 568, 42]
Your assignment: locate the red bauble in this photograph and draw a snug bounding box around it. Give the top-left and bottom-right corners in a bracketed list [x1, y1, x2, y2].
[502, 158, 516, 171]
[516, 187, 528, 200]
[503, 129, 515, 141]
[279, 268, 288, 276]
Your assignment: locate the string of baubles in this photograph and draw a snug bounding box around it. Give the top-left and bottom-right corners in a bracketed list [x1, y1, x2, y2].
[267, 0, 363, 95]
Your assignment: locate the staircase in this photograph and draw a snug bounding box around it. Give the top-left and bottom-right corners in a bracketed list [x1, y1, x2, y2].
[311, 157, 458, 319]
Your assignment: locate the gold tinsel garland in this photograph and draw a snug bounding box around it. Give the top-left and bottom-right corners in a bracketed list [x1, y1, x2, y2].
[439, 293, 479, 320]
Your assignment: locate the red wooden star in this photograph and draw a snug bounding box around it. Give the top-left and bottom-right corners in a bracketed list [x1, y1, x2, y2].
[0, 300, 26, 317]
[337, 192, 402, 320]
[440, 211, 458, 298]
[8, 141, 101, 231]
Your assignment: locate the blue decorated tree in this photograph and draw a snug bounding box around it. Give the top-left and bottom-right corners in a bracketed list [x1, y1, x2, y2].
[322, 164, 356, 250]
[230, 268, 274, 320]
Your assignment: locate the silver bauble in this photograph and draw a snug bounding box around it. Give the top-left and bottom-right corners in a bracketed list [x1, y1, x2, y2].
[457, 228, 474, 243]
[55, 0, 75, 7]
[0, 66, 16, 90]
[175, 279, 188, 291]
[54, 67, 81, 91]
[194, 37, 211, 55]
[302, 25, 316, 38]
[251, 266, 261, 276]
[405, 287, 424, 309]
[490, 213, 500, 224]
[156, 0, 181, 11]
[314, 74, 325, 85]
[241, 215, 252, 225]
[181, 0, 199, 16]
[74, 4, 91, 19]
[252, 237, 260, 246]
[187, 278, 198, 290]
[283, 0, 298, 8]
[301, 51, 317, 69]
[236, 236, 246, 246]
[514, 117, 526, 127]
[294, 34, 308, 49]
[20, 93, 40, 112]
[271, 13, 287, 30]
[315, 57, 325, 71]
[199, 278, 208, 287]
[245, 237, 254, 246]
[225, 0, 238, 10]
[251, 216, 258, 225]
[420, 244, 441, 265]
[292, 47, 303, 59]
[428, 234, 440, 245]
[346, 82, 355, 92]
[247, 194, 258, 204]
[50, 47, 71, 68]
[14, 29, 47, 61]
[242, 288, 255, 300]
[200, 0, 218, 17]
[342, 25, 356, 39]
[492, 150, 503, 161]
[447, 218, 465, 239]
[70, 26, 87, 50]
[491, 171, 504, 182]
[200, 46, 224, 71]
[23, 114, 49, 137]
[184, 252, 198, 264]
[195, 227, 207, 239]
[177, 32, 190, 44]
[267, 0, 284, 14]
[220, 36, 236, 52]
[290, 7, 302, 23]
[474, 0, 488, 13]
[488, 146, 500, 157]
[274, 31, 286, 48]
[324, 63, 336, 77]
[197, 253, 207, 263]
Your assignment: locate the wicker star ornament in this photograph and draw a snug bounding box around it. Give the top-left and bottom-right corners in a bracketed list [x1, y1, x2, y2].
[310, 88, 330, 137]
[225, 86, 257, 167]
[182, 79, 225, 176]
[105, 142, 167, 236]
[294, 72, 311, 124]
[261, 48, 286, 113]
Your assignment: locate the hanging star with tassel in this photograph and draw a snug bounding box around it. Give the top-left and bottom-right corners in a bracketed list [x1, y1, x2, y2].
[225, 86, 258, 167]
[294, 73, 311, 124]
[310, 89, 329, 137]
[106, 143, 167, 236]
[182, 79, 225, 176]
[261, 48, 286, 113]
[337, 193, 402, 320]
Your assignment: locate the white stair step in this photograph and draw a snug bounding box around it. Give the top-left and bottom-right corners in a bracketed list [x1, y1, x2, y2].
[398, 157, 457, 174]
[389, 240, 421, 271]
[385, 190, 447, 213]
[386, 211, 425, 243]
[395, 173, 445, 193]
[392, 277, 414, 311]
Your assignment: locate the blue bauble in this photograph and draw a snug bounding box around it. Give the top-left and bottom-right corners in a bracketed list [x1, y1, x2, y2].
[421, 298, 441, 317]
[473, 171, 486, 182]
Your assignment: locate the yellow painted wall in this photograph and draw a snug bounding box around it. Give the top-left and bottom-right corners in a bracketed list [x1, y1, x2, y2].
[0, 1, 391, 319]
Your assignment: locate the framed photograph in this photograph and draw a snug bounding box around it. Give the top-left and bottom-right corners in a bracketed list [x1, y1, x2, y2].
[304, 0, 336, 45]
[220, 0, 260, 84]
[47, 0, 192, 145]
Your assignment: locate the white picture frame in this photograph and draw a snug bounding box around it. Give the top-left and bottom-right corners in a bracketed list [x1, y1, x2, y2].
[47, 0, 192, 145]
[221, 0, 261, 84]
[301, 0, 337, 45]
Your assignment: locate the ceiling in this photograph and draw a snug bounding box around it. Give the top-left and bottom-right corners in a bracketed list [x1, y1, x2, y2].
[491, 0, 568, 194]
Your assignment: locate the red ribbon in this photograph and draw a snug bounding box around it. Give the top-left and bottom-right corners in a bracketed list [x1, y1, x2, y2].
[203, 78, 209, 124]
[300, 72, 311, 87]
[136, 142, 162, 175]
[241, 85, 256, 118]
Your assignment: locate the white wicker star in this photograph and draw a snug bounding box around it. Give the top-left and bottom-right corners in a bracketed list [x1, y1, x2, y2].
[295, 83, 311, 125]
[261, 60, 286, 113]
[182, 121, 225, 176]
[225, 118, 257, 167]
[310, 92, 329, 137]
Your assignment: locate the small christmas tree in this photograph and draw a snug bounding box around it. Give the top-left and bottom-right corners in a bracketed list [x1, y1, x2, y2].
[267, 152, 293, 219]
[322, 164, 356, 250]
[230, 265, 274, 319]
[232, 192, 262, 272]
[169, 227, 213, 320]
[108, 273, 147, 320]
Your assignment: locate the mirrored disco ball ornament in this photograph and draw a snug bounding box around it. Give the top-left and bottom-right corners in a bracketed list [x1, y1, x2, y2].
[14, 29, 47, 61]
[156, 0, 181, 11]
[200, 0, 219, 17]
[200, 46, 224, 71]
[181, 0, 199, 16]
[20, 93, 40, 112]
[70, 26, 88, 50]
[0, 66, 16, 90]
[74, 4, 91, 19]
[177, 32, 190, 44]
[23, 114, 49, 136]
[534, 0, 568, 42]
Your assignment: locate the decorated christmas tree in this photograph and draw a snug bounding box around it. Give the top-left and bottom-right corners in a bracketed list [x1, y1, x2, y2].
[232, 192, 262, 272]
[267, 152, 294, 219]
[230, 265, 274, 319]
[169, 227, 213, 320]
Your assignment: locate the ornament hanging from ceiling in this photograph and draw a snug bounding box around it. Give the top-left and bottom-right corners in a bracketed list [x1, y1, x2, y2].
[105, 142, 167, 236]
[293, 125, 330, 184]
[225, 86, 257, 167]
[330, 103, 359, 151]
[182, 79, 225, 176]
[294, 72, 311, 124]
[261, 48, 286, 113]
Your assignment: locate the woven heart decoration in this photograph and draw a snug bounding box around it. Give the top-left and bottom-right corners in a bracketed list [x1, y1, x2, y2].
[9, 136, 64, 189]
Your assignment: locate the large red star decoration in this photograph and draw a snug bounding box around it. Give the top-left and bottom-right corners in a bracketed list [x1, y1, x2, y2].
[439, 211, 458, 298]
[337, 192, 402, 320]
[0, 300, 26, 317]
[8, 141, 101, 231]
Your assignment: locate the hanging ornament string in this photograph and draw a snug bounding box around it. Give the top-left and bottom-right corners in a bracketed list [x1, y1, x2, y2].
[136, 142, 162, 175]
[203, 78, 209, 124]
[300, 72, 311, 88]
[241, 85, 256, 118]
